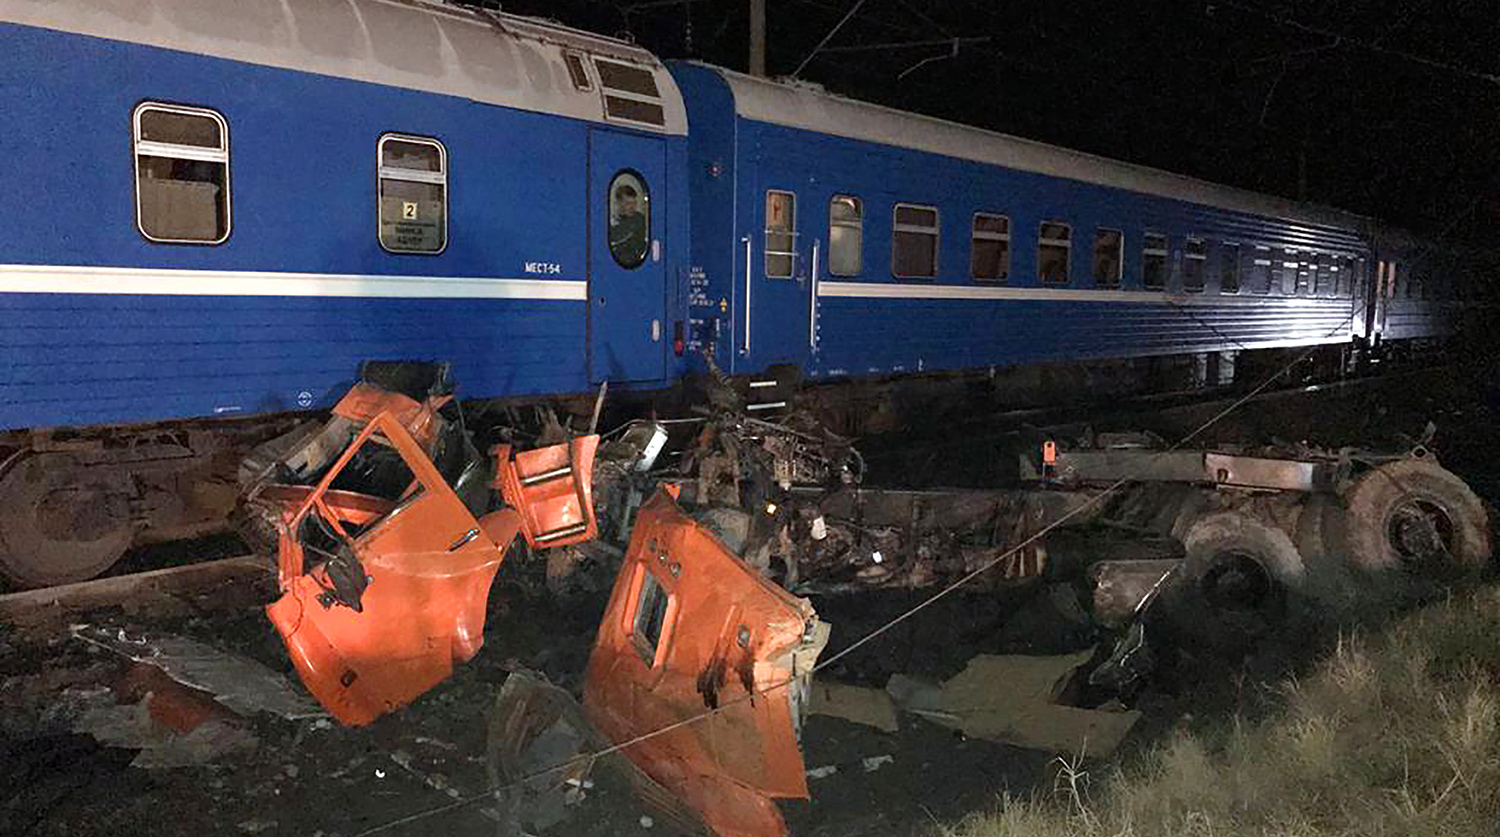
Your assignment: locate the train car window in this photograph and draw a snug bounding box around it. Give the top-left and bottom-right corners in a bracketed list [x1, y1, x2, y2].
[1038, 222, 1071, 284]
[1292, 252, 1311, 294]
[1337, 257, 1354, 296]
[1265, 249, 1288, 293]
[609, 171, 652, 269]
[563, 51, 592, 91]
[1142, 233, 1169, 289]
[892, 203, 939, 278]
[595, 59, 666, 127]
[828, 196, 864, 276]
[133, 103, 231, 244]
[1220, 243, 1241, 293]
[765, 190, 797, 278]
[971, 213, 1010, 281]
[1092, 228, 1122, 287]
[1249, 247, 1272, 294]
[1183, 237, 1207, 292]
[1313, 254, 1333, 295]
[378, 134, 447, 254]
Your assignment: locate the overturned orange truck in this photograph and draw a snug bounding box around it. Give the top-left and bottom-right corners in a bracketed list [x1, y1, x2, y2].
[240, 365, 829, 837]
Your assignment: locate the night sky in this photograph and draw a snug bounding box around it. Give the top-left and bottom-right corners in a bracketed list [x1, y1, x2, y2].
[485, 0, 1499, 242]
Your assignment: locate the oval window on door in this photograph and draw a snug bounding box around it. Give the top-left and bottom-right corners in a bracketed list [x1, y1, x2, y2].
[607, 170, 651, 269]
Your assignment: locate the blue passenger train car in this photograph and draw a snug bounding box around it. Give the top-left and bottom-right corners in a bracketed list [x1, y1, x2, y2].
[0, 0, 692, 432]
[0, 0, 692, 585]
[667, 63, 1467, 381]
[0, 0, 1477, 586]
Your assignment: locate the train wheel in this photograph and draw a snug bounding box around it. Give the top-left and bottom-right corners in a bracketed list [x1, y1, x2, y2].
[0, 452, 136, 588]
[1340, 458, 1491, 574]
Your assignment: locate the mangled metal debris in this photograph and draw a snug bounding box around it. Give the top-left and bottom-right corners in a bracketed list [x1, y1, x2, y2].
[584, 488, 829, 837]
[238, 364, 603, 726]
[887, 652, 1141, 758]
[219, 358, 1494, 837]
[71, 624, 324, 720]
[807, 679, 899, 733]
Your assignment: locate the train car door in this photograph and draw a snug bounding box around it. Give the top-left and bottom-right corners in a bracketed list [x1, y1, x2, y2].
[736, 187, 812, 373]
[589, 130, 668, 383]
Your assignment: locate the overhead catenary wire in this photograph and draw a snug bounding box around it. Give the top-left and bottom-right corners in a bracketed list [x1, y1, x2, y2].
[353, 305, 1367, 837]
[1213, 0, 1500, 87]
[792, 0, 871, 77]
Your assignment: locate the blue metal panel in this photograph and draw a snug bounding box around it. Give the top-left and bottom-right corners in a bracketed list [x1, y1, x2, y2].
[707, 111, 1375, 379]
[667, 62, 740, 372]
[0, 293, 583, 429]
[813, 297, 1356, 376]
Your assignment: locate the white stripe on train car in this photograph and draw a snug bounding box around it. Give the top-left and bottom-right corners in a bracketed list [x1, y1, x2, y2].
[815, 280, 1347, 306]
[0, 264, 587, 300]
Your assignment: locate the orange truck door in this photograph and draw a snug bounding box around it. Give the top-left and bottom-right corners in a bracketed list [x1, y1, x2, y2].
[584, 490, 829, 837]
[267, 411, 520, 725]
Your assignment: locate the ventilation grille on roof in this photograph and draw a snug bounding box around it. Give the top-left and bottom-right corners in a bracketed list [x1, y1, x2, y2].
[594, 58, 665, 127]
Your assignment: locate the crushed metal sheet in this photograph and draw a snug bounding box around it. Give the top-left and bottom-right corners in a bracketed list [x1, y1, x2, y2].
[888, 651, 1141, 758]
[73, 699, 258, 769]
[807, 679, 899, 733]
[486, 670, 596, 834]
[71, 624, 326, 720]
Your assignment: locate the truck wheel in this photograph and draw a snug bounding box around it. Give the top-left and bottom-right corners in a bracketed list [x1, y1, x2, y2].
[1340, 459, 1491, 574]
[1181, 511, 1306, 610]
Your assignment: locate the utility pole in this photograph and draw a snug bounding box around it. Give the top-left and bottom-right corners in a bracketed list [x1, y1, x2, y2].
[749, 0, 766, 76]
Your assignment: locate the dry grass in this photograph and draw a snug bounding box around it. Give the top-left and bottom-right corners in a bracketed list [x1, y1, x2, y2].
[944, 584, 1500, 837]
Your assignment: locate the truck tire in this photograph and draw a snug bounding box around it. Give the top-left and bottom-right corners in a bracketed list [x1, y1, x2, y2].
[1181, 511, 1306, 608]
[1339, 459, 1491, 574]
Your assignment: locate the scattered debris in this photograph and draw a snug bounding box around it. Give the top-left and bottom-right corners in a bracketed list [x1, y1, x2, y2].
[71, 624, 324, 720]
[807, 679, 899, 733]
[888, 651, 1140, 758]
[73, 691, 257, 769]
[805, 754, 894, 782]
[486, 670, 596, 834]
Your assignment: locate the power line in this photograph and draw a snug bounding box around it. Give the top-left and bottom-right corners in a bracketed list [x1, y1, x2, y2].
[793, 0, 871, 76]
[820, 36, 989, 54]
[1214, 0, 1500, 86]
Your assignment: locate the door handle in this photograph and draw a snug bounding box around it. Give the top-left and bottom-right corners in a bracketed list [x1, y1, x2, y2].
[447, 528, 481, 552]
[741, 235, 752, 355]
[809, 238, 820, 351]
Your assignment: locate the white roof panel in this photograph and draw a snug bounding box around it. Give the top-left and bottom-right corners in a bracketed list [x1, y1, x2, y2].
[703, 64, 1364, 232]
[3, 0, 687, 135]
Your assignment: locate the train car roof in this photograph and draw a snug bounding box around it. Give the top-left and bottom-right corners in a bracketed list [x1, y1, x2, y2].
[691, 62, 1368, 233]
[2, 0, 686, 135]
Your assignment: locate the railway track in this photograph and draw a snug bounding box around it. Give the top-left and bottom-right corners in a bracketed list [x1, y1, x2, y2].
[0, 553, 269, 634]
